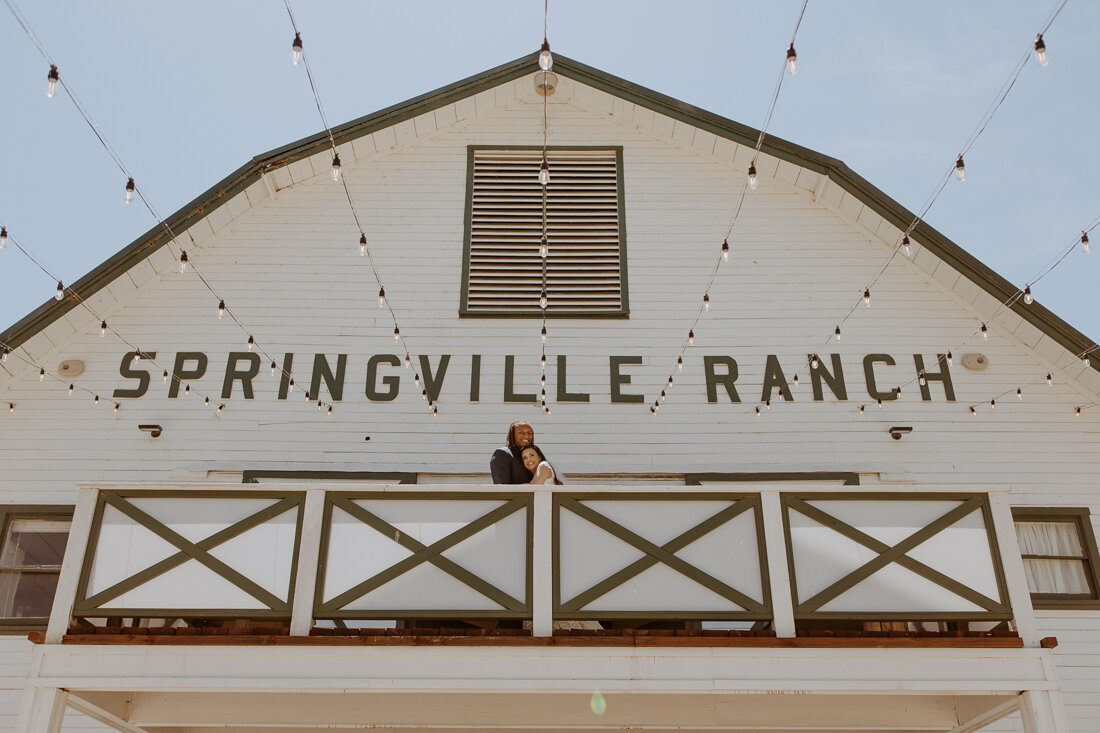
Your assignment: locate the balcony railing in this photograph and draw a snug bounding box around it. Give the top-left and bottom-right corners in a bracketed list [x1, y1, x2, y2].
[45, 483, 1042, 645]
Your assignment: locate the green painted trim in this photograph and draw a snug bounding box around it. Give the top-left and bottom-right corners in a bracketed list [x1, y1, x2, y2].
[685, 472, 860, 486]
[459, 145, 629, 318]
[317, 493, 530, 617]
[242, 470, 417, 484]
[784, 495, 1010, 619]
[1012, 507, 1100, 605]
[556, 496, 766, 614]
[3, 52, 1095, 384]
[317, 610, 525, 621]
[0, 505, 74, 630]
[77, 493, 293, 613]
[76, 495, 302, 610]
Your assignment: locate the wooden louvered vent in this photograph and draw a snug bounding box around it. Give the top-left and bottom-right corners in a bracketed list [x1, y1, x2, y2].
[463, 148, 626, 314]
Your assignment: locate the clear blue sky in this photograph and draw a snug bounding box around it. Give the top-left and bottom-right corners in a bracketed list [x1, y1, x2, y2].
[1, 1, 1096, 341]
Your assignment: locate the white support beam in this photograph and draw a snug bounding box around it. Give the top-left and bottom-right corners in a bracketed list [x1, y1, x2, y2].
[944, 696, 1020, 733]
[987, 493, 1039, 647]
[289, 489, 326, 636]
[46, 487, 99, 643]
[1020, 690, 1069, 733]
[531, 489, 553, 637]
[15, 687, 67, 733]
[760, 490, 795, 638]
[67, 694, 149, 733]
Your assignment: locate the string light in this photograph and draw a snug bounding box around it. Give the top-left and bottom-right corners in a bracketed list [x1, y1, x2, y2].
[183, 385, 190, 397]
[955, 155, 966, 182]
[404, 353, 411, 368]
[1033, 34, 1048, 66]
[421, 388, 427, 401]
[0, 227, 6, 249]
[918, 371, 927, 386]
[863, 288, 871, 307]
[100, 320, 107, 337]
[539, 155, 550, 186]
[217, 300, 225, 319]
[288, 379, 295, 393]
[291, 32, 303, 65]
[721, 239, 729, 261]
[179, 251, 188, 273]
[113, 402, 120, 414]
[38, 368, 44, 381]
[990, 399, 996, 410]
[688, 329, 695, 346]
[247, 335, 255, 351]
[660, 389, 666, 401]
[1017, 387, 1023, 400]
[327, 405, 333, 416]
[859, 404, 865, 416]
[541, 326, 547, 343]
[1023, 285, 1033, 304]
[747, 164, 758, 190]
[124, 177, 135, 204]
[792, 374, 799, 389]
[540, 353, 547, 368]
[162, 369, 168, 382]
[204, 396, 210, 406]
[703, 293, 710, 311]
[93, 394, 99, 405]
[216, 404, 225, 415]
[1083, 232, 1090, 254]
[970, 406, 977, 417]
[540, 289, 548, 309]
[539, 38, 553, 72]
[834, 325, 841, 341]
[1076, 406, 1082, 417]
[55, 281, 64, 301]
[755, 406, 761, 417]
[1047, 373, 1052, 385]
[360, 234, 366, 256]
[765, 399, 771, 411]
[414, 373, 420, 387]
[378, 286, 385, 307]
[947, 351, 953, 365]
[677, 356, 683, 371]
[667, 375, 674, 389]
[393, 326, 400, 341]
[540, 235, 548, 258]
[331, 154, 341, 182]
[1085, 355, 1092, 368]
[810, 354, 819, 369]
[46, 64, 58, 98]
[67, 384, 73, 396]
[877, 398, 883, 409]
[981, 323, 988, 340]
[902, 234, 911, 256]
[7, 403, 13, 415]
[785, 43, 797, 75]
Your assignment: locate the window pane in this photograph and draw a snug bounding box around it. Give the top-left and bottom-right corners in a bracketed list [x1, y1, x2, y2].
[1014, 520, 1084, 558]
[1022, 558, 1091, 595]
[0, 571, 59, 618]
[0, 519, 69, 569]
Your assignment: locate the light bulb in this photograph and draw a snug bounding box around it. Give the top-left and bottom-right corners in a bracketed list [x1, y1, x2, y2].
[539, 38, 553, 72]
[100, 320, 107, 337]
[919, 371, 926, 386]
[981, 323, 988, 340]
[721, 239, 729, 261]
[0, 227, 6, 249]
[68, 384, 73, 396]
[218, 300, 225, 319]
[653, 402, 659, 413]
[163, 369, 168, 382]
[1085, 355, 1091, 367]
[540, 290, 548, 309]
[331, 154, 342, 182]
[902, 235, 911, 256]
[328, 405, 333, 416]
[125, 177, 135, 204]
[184, 385, 190, 396]
[877, 398, 883, 409]
[792, 374, 799, 389]
[955, 155, 965, 182]
[703, 293, 710, 311]
[1075, 406, 1081, 417]
[688, 329, 694, 346]
[360, 234, 367, 256]
[539, 156, 550, 186]
[46, 65, 59, 98]
[540, 353, 547, 368]
[660, 390, 666, 401]
[541, 326, 547, 343]
[414, 373, 421, 387]
[747, 164, 757, 190]
[247, 335, 254, 351]
[667, 376, 673, 389]
[677, 356, 683, 371]
[404, 353, 411, 368]
[1017, 387, 1023, 400]
[1034, 34, 1047, 67]
[834, 325, 841, 341]
[947, 351, 953, 365]
[204, 396, 210, 406]
[318, 400, 323, 411]
[863, 288, 871, 307]
[217, 404, 225, 415]
[786, 43, 797, 75]
[1047, 373, 1052, 385]
[39, 368, 45, 381]
[292, 32, 303, 65]
[55, 281, 64, 300]
[1, 348, 7, 362]
[540, 235, 548, 258]
[179, 251, 188, 273]
[990, 399, 996, 410]
[288, 379, 295, 393]
[540, 373, 546, 386]
[1082, 232, 1090, 254]
[970, 406, 977, 417]
[859, 404, 865, 415]
[810, 354, 819, 369]
[378, 286, 385, 308]
[394, 326, 400, 341]
[271, 360, 277, 376]
[421, 389, 428, 401]
[1023, 286, 1033, 304]
[94, 395, 100, 406]
[765, 399, 771, 411]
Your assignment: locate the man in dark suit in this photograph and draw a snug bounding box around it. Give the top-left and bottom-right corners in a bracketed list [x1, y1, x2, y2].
[490, 421, 534, 484]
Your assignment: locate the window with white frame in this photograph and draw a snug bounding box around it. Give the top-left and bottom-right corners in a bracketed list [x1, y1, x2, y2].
[1013, 508, 1100, 607]
[0, 508, 71, 628]
[460, 147, 628, 316]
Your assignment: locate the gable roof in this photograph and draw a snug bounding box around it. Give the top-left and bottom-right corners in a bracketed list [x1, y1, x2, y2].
[2, 51, 1095, 375]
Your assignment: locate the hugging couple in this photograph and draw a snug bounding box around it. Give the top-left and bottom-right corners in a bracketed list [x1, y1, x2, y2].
[489, 420, 564, 485]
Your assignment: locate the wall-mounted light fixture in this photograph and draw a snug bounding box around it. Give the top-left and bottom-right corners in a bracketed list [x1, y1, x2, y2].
[887, 426, 913, 440]
[138, 424, 163, 438]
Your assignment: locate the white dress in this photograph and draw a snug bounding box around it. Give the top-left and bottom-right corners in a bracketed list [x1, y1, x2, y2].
[534, 461, 556, 483]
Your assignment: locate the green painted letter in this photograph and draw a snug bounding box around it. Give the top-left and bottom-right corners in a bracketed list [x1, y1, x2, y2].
[610, 356, 644, 404]
[222, 352, 260, 399]
[114, 351, 156, 399]
[704, 356, 740, 403]
[366, 354, 400, 401]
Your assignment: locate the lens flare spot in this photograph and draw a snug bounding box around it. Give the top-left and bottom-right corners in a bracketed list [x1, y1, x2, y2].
[590, 690, 606, 716]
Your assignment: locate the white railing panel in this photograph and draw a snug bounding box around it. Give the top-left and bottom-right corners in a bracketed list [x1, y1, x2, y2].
[816, 563, 987, 612]
[206, 507, 298, 599]
[804, 499, 964, 545]
[86, 504, 178, 596]
[558, 509, 645, 601]
[582, 563, 747, 612]
[341, 563, 508, 611]
[127, 498, 282, 544]
[581, 500, 732, 546]
[442, 509, 528, 600]
[99, 560, 268, 609]
[323, 505, 414, 602]
[907, 509, 1001, 601]
[677, 508, 765, 603]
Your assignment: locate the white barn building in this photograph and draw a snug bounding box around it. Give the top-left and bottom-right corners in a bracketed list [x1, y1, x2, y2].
[0, 53, 1097, 733]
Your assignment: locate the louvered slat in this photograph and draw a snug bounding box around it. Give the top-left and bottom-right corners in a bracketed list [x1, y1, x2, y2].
[465, 149, 624, 314]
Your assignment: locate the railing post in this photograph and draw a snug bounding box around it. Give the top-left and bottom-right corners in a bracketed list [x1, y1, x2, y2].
[760, 490, 796, 638]
[531, 489, 553, 637]
[987, 492, 1040, 647]
[45, 487, 98, 644]
[289, 489, 326, 637]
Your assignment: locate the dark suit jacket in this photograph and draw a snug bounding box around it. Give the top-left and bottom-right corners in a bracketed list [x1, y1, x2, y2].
[490, 446, 533, 484]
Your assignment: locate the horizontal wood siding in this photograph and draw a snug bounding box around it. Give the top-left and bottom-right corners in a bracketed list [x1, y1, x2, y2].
[0, 76, 1094, 732]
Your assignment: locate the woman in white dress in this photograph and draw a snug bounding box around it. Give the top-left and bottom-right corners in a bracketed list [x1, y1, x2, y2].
[520, 444, 564, 485]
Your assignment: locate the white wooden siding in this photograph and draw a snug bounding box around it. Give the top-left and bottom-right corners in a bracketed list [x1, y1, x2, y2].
[0, 74, 1094, 732]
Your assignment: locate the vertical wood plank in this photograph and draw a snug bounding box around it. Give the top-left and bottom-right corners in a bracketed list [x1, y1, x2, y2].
[289, 489, 326, 636]
[760, 490, 795, 638]
[44, 488, 97, 644]
[531, 489, 552, 637]
[988, 492, 1040, 648]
